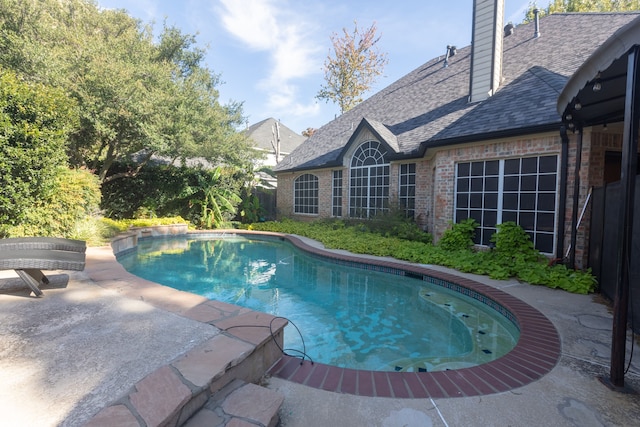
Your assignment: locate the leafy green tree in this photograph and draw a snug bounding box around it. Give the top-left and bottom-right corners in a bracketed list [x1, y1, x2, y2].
[0, 68, 79, 236]
[0, 0, 255, 183]
[316, 21, 388, 113]
[524, 0, 640, 21]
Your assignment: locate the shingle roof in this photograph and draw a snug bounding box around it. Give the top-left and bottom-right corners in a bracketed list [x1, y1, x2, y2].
[245, 117, 306, 154]
[276, 12, 640, 172]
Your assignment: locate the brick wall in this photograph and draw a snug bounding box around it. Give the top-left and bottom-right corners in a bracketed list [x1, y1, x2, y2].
[275, 128, 626, 270]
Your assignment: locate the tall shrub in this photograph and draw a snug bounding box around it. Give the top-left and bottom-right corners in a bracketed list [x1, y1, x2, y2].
[0, 68, 78, 236]
[8, 168, 101, 237]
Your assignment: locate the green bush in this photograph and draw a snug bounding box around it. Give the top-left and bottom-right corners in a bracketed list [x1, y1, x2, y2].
[491, 221, 541, 264]
[248, 219, 597, 294]
[0, 67, 78, 236]
[101, 162, 245, 228]
[437, 219, 478, 251]
[4, 168, 101, 238]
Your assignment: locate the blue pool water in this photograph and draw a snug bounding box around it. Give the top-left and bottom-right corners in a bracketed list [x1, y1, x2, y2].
[117, 235, 519, 372]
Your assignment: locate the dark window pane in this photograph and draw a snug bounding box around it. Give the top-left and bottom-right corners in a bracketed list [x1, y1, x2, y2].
[483, 210, 497, 227]
[504, 159, 520, 175]
[471, 162, 484, 176]
[538, 174, 557, 191]
[537, 193, 556, 211]
[481, 228, 496, 246]
[536, 233, 554, 253]
[470, 210, 483, 224]
[457, 163, 470, 177]
[471, 177, 484, 191]
[521, 175, 537, 191]
[520, 194, 536, 210]
[485, 176, 499, 191]
[457, 193, 469, 208]
[484, 193, 498, 209]
[470, 193, 483, 208]
[503, 193, 518, 210]
[503, 211, 517, 223]
[456, 209, 469, 222]
[457, 178, 469, 192]
[537, 212, 555, 232]
[539, 155, 557, 173]
[519, 212, 535, 230]
[504, 176, 519, 191]
[521, 157, 537, 174]
[485, 160, 499, 175]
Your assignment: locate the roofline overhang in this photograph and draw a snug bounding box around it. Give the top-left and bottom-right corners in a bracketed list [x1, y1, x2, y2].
[274, 122, 563, 174]
[416, 122, 562, 156]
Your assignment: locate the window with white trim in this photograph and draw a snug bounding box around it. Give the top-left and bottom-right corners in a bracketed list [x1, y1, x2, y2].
[294, 173, 319, 215]
[399, 163, 416, 219]
[349, 141, 389, 218]
[332, 170, 343, 217]
[454, 155, 558, 253]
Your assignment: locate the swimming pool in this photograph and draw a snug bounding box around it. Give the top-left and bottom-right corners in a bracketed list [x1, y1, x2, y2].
[117, 234, 519, 372]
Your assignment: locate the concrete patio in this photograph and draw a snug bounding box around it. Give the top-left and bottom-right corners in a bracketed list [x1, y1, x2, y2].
[1, 236, 639, 426]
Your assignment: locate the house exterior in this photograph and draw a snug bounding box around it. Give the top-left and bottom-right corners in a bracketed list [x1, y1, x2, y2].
[274, 5, 640, 271]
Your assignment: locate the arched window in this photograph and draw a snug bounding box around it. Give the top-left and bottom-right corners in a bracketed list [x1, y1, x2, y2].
[294, 173, 319, 214]
[349, 141, 389, 218]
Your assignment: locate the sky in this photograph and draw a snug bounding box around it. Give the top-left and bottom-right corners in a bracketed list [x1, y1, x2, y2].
[95, 0, 552, 134]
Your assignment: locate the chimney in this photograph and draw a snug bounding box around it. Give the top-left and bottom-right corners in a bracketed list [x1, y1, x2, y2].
[469, 0, 505, 103]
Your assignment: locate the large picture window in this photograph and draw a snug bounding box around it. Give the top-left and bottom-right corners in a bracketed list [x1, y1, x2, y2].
[349, 141, 389, 218]
[332, 170, 343, 217]
[455, 155, 558, 253]
[294, 173, 319, 215]
[399, 163, 416, 219]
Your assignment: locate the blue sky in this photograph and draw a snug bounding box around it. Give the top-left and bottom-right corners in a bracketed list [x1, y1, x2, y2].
[96, 0, 551, 134]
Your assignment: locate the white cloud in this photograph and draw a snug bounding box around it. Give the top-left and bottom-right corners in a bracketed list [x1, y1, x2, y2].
[215, 0, 324, 119]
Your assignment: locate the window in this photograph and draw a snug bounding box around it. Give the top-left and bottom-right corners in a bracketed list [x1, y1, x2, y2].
[349, 141, 390, 218]
[399, 163, 416, 219]
[455, 155, 558, 253]
[294, 173, 319, 214]
[332, 170, 343, 217]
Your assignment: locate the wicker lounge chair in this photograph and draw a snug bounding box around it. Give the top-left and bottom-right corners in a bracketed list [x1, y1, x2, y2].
[0, 237, 86, 296]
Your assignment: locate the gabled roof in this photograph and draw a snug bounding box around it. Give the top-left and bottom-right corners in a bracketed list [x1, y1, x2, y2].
[276, 12, 640, 173]
[245, 118, 306, 154]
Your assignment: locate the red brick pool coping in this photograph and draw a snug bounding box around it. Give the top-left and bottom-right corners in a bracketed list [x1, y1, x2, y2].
[257, 231, 561, 398]
[108, 229, 562, 399]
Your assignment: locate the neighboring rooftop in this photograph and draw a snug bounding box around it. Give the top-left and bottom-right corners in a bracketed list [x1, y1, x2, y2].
[245, 118, 306, 155]
[275, 12, 640, 173]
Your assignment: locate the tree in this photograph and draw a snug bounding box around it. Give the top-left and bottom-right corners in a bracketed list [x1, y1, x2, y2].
[316, 21, 388, 114]
[302, 127, 316, 137]
[523, 0, 640, 21]
[0, 0, 255, 183]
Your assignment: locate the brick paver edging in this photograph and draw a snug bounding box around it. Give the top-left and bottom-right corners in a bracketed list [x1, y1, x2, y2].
[225, 230, 562, 399]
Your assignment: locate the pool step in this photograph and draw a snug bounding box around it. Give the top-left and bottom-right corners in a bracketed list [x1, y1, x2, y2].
[183, 379, 283, 427]
[83, 308, 287, 427]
